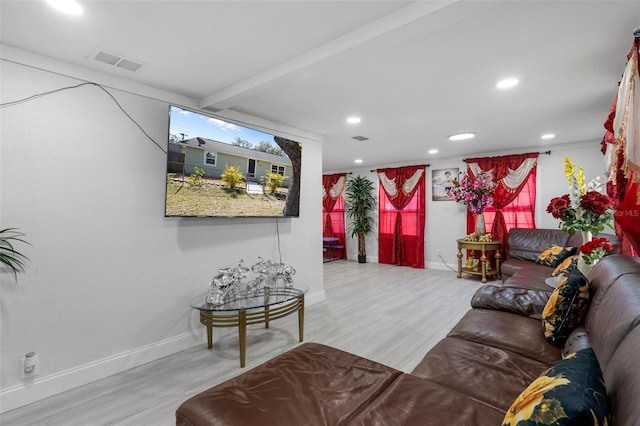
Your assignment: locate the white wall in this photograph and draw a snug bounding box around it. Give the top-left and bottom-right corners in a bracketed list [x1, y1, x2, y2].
[339, 142, 608, 270]
[0, 54, 323, 411]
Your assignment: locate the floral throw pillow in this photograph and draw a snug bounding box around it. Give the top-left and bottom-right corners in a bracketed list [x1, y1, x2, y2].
[552, 255, 579, 277]
[541, 269, 589, 347]
[535, 246, 578, 267]
[502, 348, 610, 426]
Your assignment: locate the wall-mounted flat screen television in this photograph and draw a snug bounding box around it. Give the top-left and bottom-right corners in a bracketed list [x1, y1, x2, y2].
[165, 106, 301, 218]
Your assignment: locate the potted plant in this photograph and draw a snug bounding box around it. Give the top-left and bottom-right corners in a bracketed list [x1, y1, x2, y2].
[345, 175, 376, 263]
[0, 228, 30, 280]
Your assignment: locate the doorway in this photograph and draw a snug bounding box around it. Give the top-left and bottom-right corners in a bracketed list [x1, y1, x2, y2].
[247, 159, 256, 179]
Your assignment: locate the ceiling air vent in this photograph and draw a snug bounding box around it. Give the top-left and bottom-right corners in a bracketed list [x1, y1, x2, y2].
[352, 136, 370, 141]
[89, 48, 144, 72]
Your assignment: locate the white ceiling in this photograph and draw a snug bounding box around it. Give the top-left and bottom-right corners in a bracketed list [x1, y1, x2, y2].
[1, 1, 639, 171]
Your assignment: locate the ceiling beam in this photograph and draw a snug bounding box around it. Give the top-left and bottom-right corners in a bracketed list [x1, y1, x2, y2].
[198, 0, 461, 111]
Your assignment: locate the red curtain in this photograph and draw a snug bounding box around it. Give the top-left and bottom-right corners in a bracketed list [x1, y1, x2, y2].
[377, 165, 426, 268]
[322, 173, 346, 259]
[612, 172, 640, 256]
[602, 37, 640, 256]
[466, 153, 538, 259]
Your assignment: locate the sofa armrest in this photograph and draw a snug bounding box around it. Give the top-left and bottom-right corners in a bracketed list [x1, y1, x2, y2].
[471, 285, 551, 319]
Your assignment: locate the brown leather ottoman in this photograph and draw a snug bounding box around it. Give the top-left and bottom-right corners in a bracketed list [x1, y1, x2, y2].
[176, 343, 402, 426]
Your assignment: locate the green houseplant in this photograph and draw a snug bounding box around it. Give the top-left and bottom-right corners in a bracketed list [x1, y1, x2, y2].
[0, 228, 30, 280]
[345, 175, 376, 263]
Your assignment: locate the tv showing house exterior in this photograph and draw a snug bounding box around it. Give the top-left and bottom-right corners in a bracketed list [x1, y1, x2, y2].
[165, 106, 301, 218]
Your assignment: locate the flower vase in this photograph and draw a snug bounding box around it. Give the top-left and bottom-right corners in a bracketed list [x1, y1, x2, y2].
[475, 212, 486, 236]
[577, 256, 591, 277]
[577, 230, 593, 277]
[580, 230, 593, 245]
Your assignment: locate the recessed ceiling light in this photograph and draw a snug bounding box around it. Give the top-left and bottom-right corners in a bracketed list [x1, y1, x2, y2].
[354, 159, 363, 164]
[46, 0, 83, 15]
[346, 117, 361, 124]
[496, 78, 519, 89]
[448, 132, 476, 141]
[428, 149, 439, 154]
[541, 133, 556, 140]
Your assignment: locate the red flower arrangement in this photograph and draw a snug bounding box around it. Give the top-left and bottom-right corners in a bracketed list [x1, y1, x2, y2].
[546, 157, 617, 235]
[547, 195, 570, 219]
[579, 237, 614, 266]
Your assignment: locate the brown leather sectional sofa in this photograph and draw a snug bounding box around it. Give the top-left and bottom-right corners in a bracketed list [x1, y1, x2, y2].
[500, 228, 585, 287]
[498, 227, 618, 292]
[176, 231, 640, 425]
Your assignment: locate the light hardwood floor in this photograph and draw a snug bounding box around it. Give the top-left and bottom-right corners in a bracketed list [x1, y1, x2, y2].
[1, 261, 486, 426]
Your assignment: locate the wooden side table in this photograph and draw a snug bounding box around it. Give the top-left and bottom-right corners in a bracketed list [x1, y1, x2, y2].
[456, 239, 501, 283]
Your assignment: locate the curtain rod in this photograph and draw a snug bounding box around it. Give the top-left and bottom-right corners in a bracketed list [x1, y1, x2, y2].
[369, 164, 430, 173]
[463, 150, 550, 162]
[634, 26, 640, 40]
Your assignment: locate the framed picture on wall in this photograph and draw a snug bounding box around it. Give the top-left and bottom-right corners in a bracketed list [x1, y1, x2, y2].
[432, 168, 458, 201]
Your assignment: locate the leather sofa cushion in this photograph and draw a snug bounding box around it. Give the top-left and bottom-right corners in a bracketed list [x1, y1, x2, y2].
[507, 228, 570, 262]
[348, 374, 505, 426]
[603, 326, 640, 425]
[502, 259, 554, 279]
[502, 273, 553, 291]
[562, 326, 590, 357]
[471, 285, 551, 319]
[501, 258, 529, 279]
[587, 253, 640, 296]
[586, 262, 640, 371]
[176, 343, 402, 426]
[443, 309, 561, 365]
[411, 337, 550, 412]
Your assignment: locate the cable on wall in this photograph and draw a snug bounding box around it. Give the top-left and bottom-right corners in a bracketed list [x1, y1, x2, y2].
[275, 217, 282, 264]
[0, 81, 166, 154]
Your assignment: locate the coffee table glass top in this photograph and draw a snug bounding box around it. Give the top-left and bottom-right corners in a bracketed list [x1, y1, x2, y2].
[191, 287, 307, 312]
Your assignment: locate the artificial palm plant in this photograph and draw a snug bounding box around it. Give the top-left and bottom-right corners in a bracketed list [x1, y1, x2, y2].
[345, 175, 376, 263]
[0, 228, 30, 280]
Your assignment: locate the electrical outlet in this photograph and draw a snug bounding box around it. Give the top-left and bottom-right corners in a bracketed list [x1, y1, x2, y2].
[436, 249, 441, 256]
[21, 354, 39, 379]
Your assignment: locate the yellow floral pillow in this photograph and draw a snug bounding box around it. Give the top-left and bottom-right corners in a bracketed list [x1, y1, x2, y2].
[502, 348, 610, 426]
[535, 246, 578, 267]
[541, 269, 589, 347]
[552, 255, 579, 277]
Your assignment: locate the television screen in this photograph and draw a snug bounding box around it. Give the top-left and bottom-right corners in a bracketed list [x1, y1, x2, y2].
[165, 106, 301, 218]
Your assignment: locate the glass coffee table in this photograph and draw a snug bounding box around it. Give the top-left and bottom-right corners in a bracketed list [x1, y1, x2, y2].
[191, 287, 306, 367]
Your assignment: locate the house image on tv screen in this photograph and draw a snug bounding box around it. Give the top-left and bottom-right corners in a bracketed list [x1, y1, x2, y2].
[168, 137, 293, 187]
[165, 105, 301, 218]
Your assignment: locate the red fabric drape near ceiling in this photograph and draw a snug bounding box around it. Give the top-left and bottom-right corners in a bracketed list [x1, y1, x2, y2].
[466, 153, 538, 259]
[322, 173, 346, 259]
[601, 37, 640, 256]
[377, 165, 426, 268]
[613, 174, 640, 256]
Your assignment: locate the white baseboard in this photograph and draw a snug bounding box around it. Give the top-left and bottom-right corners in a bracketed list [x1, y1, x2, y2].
[0, 328, 208, 413]
[0, 289, 327, 414]
[426, 261, 456, 271]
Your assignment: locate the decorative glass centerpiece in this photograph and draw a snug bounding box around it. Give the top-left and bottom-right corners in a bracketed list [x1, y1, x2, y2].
[206, 257, 296, 305]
